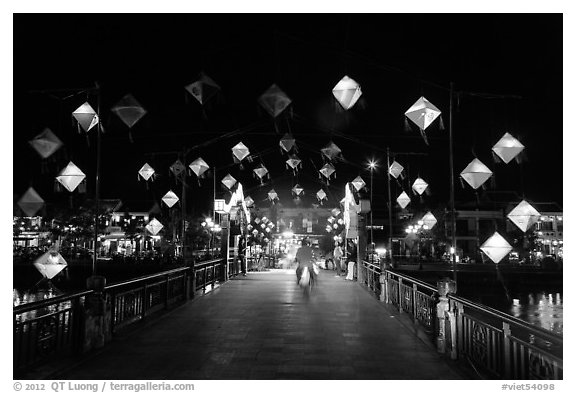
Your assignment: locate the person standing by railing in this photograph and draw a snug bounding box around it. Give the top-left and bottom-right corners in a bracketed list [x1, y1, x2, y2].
[238, 237, 247, 276]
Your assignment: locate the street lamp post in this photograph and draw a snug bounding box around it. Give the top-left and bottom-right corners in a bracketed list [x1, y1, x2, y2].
[368, 160, 377, 253]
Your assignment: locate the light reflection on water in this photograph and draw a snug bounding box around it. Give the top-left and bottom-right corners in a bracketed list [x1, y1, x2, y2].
[509, 292, 563, 335]
[13, 286, 69, 323]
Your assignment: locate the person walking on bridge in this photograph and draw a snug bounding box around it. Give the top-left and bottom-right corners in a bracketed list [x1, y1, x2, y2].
[333, 243, 343, 277]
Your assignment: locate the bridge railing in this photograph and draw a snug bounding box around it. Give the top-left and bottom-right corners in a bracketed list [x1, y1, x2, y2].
[359, 260, 381, 296]
[381, 269, 563, 379]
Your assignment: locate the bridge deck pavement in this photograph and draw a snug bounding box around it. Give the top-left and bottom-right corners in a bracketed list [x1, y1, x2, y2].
[55, 269, 466, 380]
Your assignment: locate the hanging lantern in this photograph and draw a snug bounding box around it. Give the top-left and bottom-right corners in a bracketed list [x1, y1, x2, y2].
[507, 200, 541, 233]
[280, 133, 297, 153]
[28, 128, 63, 159]
[397, 191, 411, 209]
[253, 164, 269, 184]
[258, 84, 292, 118]
[72, 102, 99, 132]
[189, 158, 209, 178]
[316, 189, 327, 204]
[170, 160, 186, 177]
[332, 75, 362, 110]
[267, 189, 279, 202]
[232, 142, 251, 164]
[319, 163, 336, 184]
[460, 158, 493, 189]
[421, 211, 437, 229]
[146, 218, 164, 235]
[33, 250, 67, 280]
[388, 161, 404, 179]
[286, 154, 302, 174]
[252, 229, 259, 236]
[492, 132, 525, 164]
[351, 176, 366, 192]
[161, 190, 179, 208]
[111, 94, 147, 129]
[411, 177, 428, 195]
[244, 196, 255, 208]
[292, 184, 304, 198]
[185, 72, 221, 105]
[17, 187, 45, 217]
[321, 141, 342, 161]
[405, 96, 442, 144]
[331, 208, 341, 217]
[138, 163, 156, 182]
[480, 232, 513, 264]
[56, 162, 86, 192]
[221, 174, 237, 190]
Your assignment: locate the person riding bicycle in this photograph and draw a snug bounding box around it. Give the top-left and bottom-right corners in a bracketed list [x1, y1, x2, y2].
[295, 238, 317, 285]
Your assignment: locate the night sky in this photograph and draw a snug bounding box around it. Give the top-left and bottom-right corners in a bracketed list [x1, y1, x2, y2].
[12, 14, 563, 218]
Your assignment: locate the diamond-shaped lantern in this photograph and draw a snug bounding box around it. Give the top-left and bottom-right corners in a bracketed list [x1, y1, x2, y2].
[111, 94, 147, 128]
[460, 158, 493, 189]
[138, 163, 156, 181]
[351, 176, 366, 192]
[492, 132, 525, 164]
[507, 200, 541, 233]
[258, 84, 292, 118]
[332, 75, 362, 110]
[189, 158, 209, 178]
[185, 72, 221, 105]
[292, 184, 304, 196]
[244, 196, 255, 208]
[280, 133, 297, 153]
[405, 96, 442, 131]
[331, 208, 341, 217]
[72, 102, 99, 132]
[28, 128, 63, 159]
[319, 163, 336, 183]
[18, 187, 45, 217]
[321, 141, 342, 161]
[221, 174, 237, 190]
[232, 142, 250, 163]
[170, 160, 186, 177]
[397, 191, 411, 209]
[412, 177, 428, 195]
[480, 232, 513, 264]
[421, 211, 437, 229]
[146, 218, 164, 235]
[286, 155, 302, 173]
[388, 161, 404, 179]
[268, 189, 279, 202]
[162, 190, 179, 208]
[33, 251, 67, 280]
[253, 165, 269, 183]
[56, 162, 86, 192]
[316, 189, 327, 203]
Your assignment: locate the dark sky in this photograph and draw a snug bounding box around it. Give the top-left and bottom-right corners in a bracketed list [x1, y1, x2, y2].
[12, 14, 563, 218]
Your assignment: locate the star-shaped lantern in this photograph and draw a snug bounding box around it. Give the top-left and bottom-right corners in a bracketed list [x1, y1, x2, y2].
[412, 177, 428, 195]
[146, 218, 164, 236]
[185, 72, 221, 105]
[507, 200, 541, 233]
[321, 141, 342, 161]
[29, 128, 63, 159]
[280, 133, 297, 153]
[319, 163, 336, 184]
[170, 160, 186, 177]
[405, 97, 442, 144]
[189, 158, 209, 178]
[421, 211, 437, 229]
[18, 187, 45, 217]
[72, 102, 99, 132]
[332, 75, 362, 110]
[111, 94, 147, 129]
[480, 232, 513, 264]
[56, 162, 86, 192]
[316, 189, 327, 204]
[221, 174, 237, 190]
[138, 163, 156, 181]
[258, 84, 292, 118]
[253, 165, 269, 184]
[492, 132, 525, 164]
[33, 250, 67, 280]
[351, 176, 366, 192]
[388, 161, 404, 179]
[244, 196, 255, 208]
[161, 190, 179, 208]
[397, 191, 411, 209]
[460, 158, 493, 189]
[267, 189, 279, 203]
[232, 142, 251, 164]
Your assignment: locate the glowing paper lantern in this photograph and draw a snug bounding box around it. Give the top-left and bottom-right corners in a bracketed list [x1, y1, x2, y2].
[185, 73, 221, 105]
[170, 160, 186, 177]
[460, 158, 493, 189]
[480, 232, 513, 264]
[161, 191, 179, 208]
[405, 97, 442, 144]
[138, 163, 156, 181]
[244, 196, 255, 208]
[507, 200, 541, 233]
[492, 132, 525, 164]
[412, 177, 428, 195]
[268, 189, 278, 202]
[397, 191, 411, 209]
[72, 102, 99, 132]
[28, 128, 63, 159]
[321, 141, 342, 161]
[253, 165, 269, 184]
[146, 218, 164, 235]
[388, 161, 404, 179]
[351, 176, 366, 192]
[331, 208, 341, 217]
[286, 155, 302, 174]
[33, 251, 67, 280]
[258, 84, 292, 117]
[292, 184, 304, 196]
[316, 189, 327, 204]
[332, 75, 362, 110]
[421, 211, 437, 229]
[111, 94, 147, 128]
[280, 133, 297, 153]
[232, 142, 250, 163]
[18, 187, 44, 217]
[56, 162, 86, 192]
[319, 163, 336, 184]
[221, 174, 237, 190]
[189, 158, 209, 178]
